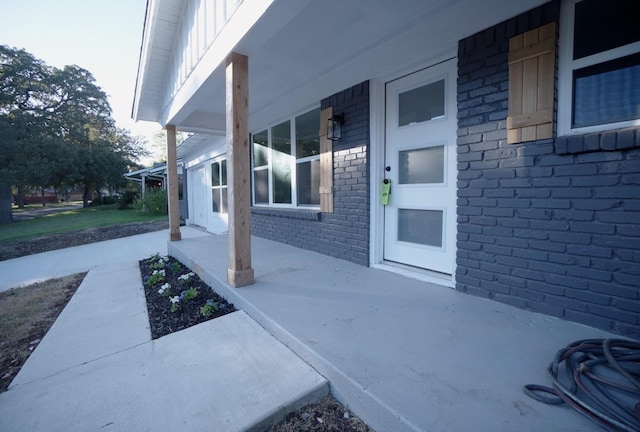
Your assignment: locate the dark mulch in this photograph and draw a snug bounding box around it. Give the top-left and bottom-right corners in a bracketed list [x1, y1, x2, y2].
[139, 254, 236, 339]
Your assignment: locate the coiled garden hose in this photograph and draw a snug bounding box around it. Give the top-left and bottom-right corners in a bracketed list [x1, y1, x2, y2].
[524, 338, 640, 432]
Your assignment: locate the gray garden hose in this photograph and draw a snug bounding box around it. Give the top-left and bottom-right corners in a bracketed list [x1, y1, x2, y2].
[524, 338, 640, 432]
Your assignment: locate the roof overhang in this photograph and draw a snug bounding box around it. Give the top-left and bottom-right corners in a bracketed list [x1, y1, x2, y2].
[133, 0, 549, 135]
[124, 163, 180, 182]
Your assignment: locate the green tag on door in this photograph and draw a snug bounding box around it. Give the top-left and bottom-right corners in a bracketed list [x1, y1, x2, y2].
[381, 180, 391, 206]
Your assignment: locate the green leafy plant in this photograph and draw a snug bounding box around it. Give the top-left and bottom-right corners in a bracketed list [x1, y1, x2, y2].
[180, 287, 198, 301]
[133, 188, 168, 215]
[146, 269, 165, 286]
[200, 299, 220, 318]
[150, 260, 166, 270]
[170, 262, 183, 273]
[148, 254, 167, 270]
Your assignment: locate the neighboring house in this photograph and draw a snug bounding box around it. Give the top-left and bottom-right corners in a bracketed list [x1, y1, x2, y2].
[125, 163, 169, 191]
[133, 0, 639, 339]
[15, 189, 58, 205]
[125, 162, 188, 217]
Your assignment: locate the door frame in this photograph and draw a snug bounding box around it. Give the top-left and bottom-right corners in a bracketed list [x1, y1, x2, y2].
[369, 55, 458, 287]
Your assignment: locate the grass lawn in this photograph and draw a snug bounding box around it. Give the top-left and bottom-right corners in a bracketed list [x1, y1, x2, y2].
[0, 205, 167, 243]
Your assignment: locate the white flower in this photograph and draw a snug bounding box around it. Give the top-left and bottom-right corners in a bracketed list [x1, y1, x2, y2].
[178, 272, 195, 281]
[169, 296, 180, 304]
[157, 283, 171, 295]
[152, 269, 166, 276]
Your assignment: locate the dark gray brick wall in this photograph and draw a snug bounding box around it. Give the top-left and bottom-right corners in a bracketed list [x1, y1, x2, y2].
[251, 81, 370, 266]
[456, 1, 640, 339]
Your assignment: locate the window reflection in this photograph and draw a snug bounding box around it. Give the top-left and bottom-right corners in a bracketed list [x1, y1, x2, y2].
[399, 80, 445, 126]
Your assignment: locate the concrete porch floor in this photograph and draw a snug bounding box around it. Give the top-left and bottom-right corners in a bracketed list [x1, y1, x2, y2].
[169, 229, 617, 432]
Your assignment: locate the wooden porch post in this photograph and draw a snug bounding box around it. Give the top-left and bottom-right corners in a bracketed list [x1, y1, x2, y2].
[166, 124, 182, 241]
[225, 52, 254, 287]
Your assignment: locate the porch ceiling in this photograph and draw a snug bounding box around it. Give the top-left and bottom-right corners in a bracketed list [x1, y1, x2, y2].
[133, 0, 549, 134]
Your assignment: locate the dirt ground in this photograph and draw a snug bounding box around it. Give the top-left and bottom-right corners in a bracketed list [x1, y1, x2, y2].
[0, 273, 86, 392]
[0, 220, 168, 261]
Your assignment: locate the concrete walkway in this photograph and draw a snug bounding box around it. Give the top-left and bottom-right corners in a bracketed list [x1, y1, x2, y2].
[0, 226, 629, 431]
[169, 230, 623, 432]
[0, 228, 327, 432]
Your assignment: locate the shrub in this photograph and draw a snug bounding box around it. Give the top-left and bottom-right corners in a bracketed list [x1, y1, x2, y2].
[118, 189, 139, 210]
[133, 188, 168, 215]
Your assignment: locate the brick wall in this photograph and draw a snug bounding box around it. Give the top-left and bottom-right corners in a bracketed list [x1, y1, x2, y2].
[251, 81, 370, 266]
[456, 1, 640, 339]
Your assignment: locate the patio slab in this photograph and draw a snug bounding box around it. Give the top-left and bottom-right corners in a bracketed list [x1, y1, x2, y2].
[169, 230, 621, 432]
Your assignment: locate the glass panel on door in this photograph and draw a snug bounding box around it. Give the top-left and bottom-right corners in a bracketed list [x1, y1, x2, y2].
[398, 146, 444, 184]
[397, 209, 443, 247]
[398, 79, 445, 126]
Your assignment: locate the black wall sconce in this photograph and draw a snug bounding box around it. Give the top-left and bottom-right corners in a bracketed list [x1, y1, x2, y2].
[327, 114, 343, 141]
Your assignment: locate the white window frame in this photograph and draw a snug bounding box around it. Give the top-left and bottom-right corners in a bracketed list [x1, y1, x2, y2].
[210, 157, 227, 214]
[252, 107, 321, 209]
[558, 0, 640, 136]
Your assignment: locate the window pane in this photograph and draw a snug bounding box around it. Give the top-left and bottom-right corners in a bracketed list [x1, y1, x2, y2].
[573, 53, 640, 127]
[221, 188, 227, 214]
[254, 169, 268, 204]
[399, 146, 444, 184]
[272, 121, 292, 204]
[399, 80, 445, 126]
[296, 108, 320, 159]
[574, 0, 640, 60]
[212, 189, 221, 213]
[272, 121, 291, 155]
[297, 160, 320, 205]
[253, 130, 268, 167]
[272, 151, 292, 203]
[211, 162, 220, 187]
[398, 209, 443, 247]
[221, 159, 227, 186]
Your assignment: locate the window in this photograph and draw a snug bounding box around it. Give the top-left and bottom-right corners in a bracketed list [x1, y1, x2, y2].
[559, 0, 640, 134]
[295, 109, 321, 205]
[211, 159, 227, 214]
[252, 108, 320, 207]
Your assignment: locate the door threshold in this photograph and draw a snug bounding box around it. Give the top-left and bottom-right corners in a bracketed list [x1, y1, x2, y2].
[372, 261, 455, 288]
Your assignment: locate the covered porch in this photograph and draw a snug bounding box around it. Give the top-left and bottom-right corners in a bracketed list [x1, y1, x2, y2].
[168, 228, 613, 432]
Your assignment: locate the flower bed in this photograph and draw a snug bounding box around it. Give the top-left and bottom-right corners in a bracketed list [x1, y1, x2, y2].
[139, 254, 236, 339]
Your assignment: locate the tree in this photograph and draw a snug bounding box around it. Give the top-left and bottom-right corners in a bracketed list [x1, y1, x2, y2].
[0, 46, 149, 221]
[150, 129, 190, 163]
[0, 46, 53, 222]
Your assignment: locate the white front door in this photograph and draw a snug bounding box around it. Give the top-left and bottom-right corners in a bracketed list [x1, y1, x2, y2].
[190, 165, 207, 228]
[383, 59, 457, 275]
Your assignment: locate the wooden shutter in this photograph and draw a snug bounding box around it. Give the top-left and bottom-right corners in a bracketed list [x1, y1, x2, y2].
[507, 22, 556, 144]
[319, 107, 334, 213]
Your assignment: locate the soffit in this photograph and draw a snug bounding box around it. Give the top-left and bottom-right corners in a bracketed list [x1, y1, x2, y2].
[134, 0, 549, 133]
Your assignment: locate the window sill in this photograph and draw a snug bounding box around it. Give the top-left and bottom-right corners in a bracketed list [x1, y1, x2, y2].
[251, 207, 321, 221]
[554, 127, 639, 155]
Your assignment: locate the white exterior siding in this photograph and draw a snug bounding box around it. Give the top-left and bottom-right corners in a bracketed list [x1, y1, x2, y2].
[181, 135, 228, 233]
[168, 0, 244, 105]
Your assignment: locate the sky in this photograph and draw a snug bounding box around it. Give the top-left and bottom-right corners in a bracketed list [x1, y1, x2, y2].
[0, 0, 161, 163]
